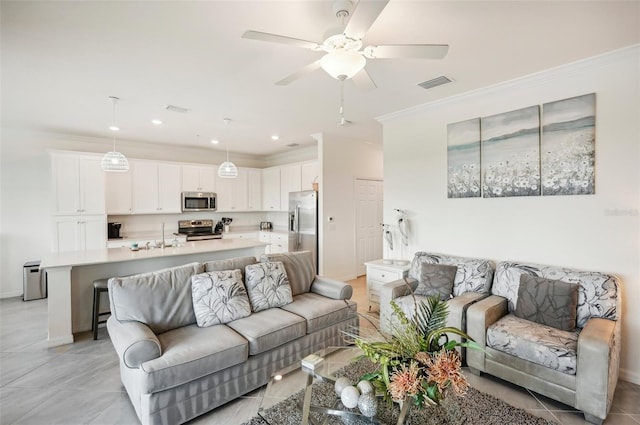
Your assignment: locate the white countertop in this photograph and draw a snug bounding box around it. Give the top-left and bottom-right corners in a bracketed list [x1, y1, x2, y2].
[41, 238, 268, 269]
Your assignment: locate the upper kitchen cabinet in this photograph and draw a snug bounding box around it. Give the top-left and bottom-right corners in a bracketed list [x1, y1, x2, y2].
[182, 165, 216, 192]
[262, 167, 280, 211]
[247, 168, 262, 211]
[52, 152, 105, 215]
[105, 169, 132, 214]
[132, 160, 182, 214]
[300, 161, 319, 191]
[280, 164, 301, 211]
[217, 167, 248, 212]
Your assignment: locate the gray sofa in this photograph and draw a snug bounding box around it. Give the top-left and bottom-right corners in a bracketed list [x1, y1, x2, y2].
[107, 251, 357, 425]
[379, 252, 494, 356]
[466, 261, 621, 425]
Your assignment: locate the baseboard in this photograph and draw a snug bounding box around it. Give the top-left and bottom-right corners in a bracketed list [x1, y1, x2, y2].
[0, 290, 23, 299]
[620, 367, 640, 385]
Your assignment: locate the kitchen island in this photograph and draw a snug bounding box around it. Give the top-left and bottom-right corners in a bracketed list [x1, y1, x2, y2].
[40, 238, 268, 347]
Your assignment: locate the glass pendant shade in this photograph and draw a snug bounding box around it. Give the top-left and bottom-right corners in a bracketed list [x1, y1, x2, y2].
[218, 161, 238, 178]
[101, 151, 129, 172]
[320, 51, 366, 80]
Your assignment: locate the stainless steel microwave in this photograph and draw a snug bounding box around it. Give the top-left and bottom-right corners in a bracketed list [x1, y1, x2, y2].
[181, 192, 217, 212]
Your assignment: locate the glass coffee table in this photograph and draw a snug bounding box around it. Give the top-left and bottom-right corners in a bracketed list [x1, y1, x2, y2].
[258, 346, 411, 425]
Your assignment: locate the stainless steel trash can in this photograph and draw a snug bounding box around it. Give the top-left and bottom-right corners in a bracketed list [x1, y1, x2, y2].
[23, 261, 47, 301]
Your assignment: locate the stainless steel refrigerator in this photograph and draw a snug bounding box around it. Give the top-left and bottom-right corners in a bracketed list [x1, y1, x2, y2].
[289, 190, 318, 272]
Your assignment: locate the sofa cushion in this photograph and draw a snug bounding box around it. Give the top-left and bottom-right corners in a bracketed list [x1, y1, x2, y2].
[415, 263, 457, 300]
[514, 275, 579, 331]
[191, 270, 251, 327]
[140, 324, 248, 393]
[245, 262, 293, 312]
[486, 314, 579, 375]
[226, 308, 306, 355]
[280, 292, 356, 334]
[260, 251, 315, 296]
[109, 262, 203, 334]
[409, 252, 493, 296]
[203, 256, 257, 282]
[491, 261, 620, 328]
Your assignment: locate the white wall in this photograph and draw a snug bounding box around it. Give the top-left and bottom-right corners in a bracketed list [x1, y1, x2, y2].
[380, 46, 640, 383]
[319, 133, 383, 280]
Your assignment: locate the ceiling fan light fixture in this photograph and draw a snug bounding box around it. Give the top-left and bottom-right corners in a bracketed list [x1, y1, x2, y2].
[322, 34, 362, 53]
[320, 51, 366, 80]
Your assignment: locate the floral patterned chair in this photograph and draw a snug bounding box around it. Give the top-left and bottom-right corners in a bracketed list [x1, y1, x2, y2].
[379, 252, 494, 360]
[466, 261, 621, 425]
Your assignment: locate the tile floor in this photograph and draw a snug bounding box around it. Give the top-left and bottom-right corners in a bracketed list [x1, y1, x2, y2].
[1, 276, 638, 425]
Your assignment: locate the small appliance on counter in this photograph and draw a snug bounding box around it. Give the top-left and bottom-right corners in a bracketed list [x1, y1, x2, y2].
[178, 219, 222, 241]
[260, 221, 273, 230]
[108, 222, 122, 239]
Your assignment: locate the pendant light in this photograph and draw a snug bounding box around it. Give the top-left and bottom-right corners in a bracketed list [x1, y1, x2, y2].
[101, 96, 129, 172]
[217, 118, 238, 179]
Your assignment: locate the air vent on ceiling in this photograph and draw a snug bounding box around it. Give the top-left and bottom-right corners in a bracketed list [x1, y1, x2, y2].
[286, 143, 300, 148]
[165, 104, 190, 113]
[418, 76, 453, 90]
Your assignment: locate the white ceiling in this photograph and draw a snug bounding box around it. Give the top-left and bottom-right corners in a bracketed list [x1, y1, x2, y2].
[2, 1, 639, 156]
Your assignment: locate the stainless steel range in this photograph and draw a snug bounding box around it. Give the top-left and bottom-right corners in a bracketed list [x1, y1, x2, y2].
[178, 220, 222, 241]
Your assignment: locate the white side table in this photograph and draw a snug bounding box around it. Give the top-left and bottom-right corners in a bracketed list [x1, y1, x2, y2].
[364, 260, 410, 311]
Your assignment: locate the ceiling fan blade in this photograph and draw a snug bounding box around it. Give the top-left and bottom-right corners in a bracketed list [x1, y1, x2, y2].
[344, 0, 390, 40]
[352, 68, 377, 91]
[242, 30, 319, 50]
[275, 61, 322, 85]
[365, 44, 449, 59]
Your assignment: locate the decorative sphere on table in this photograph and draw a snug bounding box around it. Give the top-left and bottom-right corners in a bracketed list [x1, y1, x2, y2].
[340, 385, 360, 409]
[334, 377, 352, 396]
[358, 393, 378, 417]
[357, 380, 374, 395]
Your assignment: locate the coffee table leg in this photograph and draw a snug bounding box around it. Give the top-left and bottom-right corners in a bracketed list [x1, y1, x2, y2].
[301, 372, 315, 425]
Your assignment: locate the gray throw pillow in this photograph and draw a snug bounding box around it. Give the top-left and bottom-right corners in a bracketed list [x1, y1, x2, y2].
[514, 275, 579, 331]
[414, 263, 457, 300]
[191, 269, 251, 327]
[245, 262, 293, 312]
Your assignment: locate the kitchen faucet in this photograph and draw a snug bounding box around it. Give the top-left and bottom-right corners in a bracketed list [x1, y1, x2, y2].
[160, 222, 165, 248]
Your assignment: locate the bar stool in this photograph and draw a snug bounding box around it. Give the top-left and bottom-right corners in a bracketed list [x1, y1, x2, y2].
[92, 278, 110, 340]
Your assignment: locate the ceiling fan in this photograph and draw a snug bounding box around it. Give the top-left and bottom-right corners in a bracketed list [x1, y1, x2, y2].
[241, 0, 449, 91]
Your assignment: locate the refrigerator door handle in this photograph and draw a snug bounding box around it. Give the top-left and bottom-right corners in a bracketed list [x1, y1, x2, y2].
[295, 205, 302, 248]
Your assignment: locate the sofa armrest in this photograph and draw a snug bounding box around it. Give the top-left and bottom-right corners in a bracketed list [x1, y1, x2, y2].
[465, 295, 508, 370]
[379, 278, 418, 334]
[310, 276, 353, 300]
[576, 318, 620, 421]
[107, 316, 162, 368]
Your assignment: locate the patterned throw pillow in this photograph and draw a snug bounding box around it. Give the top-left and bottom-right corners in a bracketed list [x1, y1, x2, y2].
[514, 275, 579, 331]
[414, 263, 457, 300]
[245, 262, 293, 312]
[191, 269, 251, 327]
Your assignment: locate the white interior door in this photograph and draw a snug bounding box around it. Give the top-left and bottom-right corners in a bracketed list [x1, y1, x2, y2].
[355, 179, 383, 276]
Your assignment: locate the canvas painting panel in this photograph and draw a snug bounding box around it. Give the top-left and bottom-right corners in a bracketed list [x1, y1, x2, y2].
[447, 118, 481, 198]
[481, 106, 541, 198]
[541, 93, 595, 196]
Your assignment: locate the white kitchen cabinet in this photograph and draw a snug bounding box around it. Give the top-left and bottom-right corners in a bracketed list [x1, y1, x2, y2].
[222, 232, 258, 240]
[364, 260, 410, 311]
[260, 231, 288, 254]
[52, 153, 105, 215]
[132, 160, 181, 214]
[53, 215, 106, 252]
[105, 169, 132, 214]
[217, 167, 248, 212]
[261, 167, 280, 211]
[182, 165, 216, 192]
[280, 164, 301, 211]
[247, 168, 262, 211]
[300, 161, 319, 191]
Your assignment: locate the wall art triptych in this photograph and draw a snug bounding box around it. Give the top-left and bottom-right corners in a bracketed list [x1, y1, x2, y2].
[447, 93, 595, 199]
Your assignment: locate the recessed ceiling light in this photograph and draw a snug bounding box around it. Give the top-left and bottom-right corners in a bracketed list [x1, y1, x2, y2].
[271, 134, 279, 140]
[151, 119, 163, 125]
[108, 125, 119, 131]
[211, 139, 220, 144]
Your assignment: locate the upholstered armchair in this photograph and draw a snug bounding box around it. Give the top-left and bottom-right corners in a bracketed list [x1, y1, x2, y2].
[466, 261, 622, 425]
[379, 252, 494, 359]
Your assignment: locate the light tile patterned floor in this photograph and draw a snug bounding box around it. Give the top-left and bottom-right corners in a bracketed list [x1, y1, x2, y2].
[1, 276, 638, 425]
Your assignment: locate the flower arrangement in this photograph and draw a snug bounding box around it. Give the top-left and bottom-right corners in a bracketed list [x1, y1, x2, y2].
[354, 294, 479, 409]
